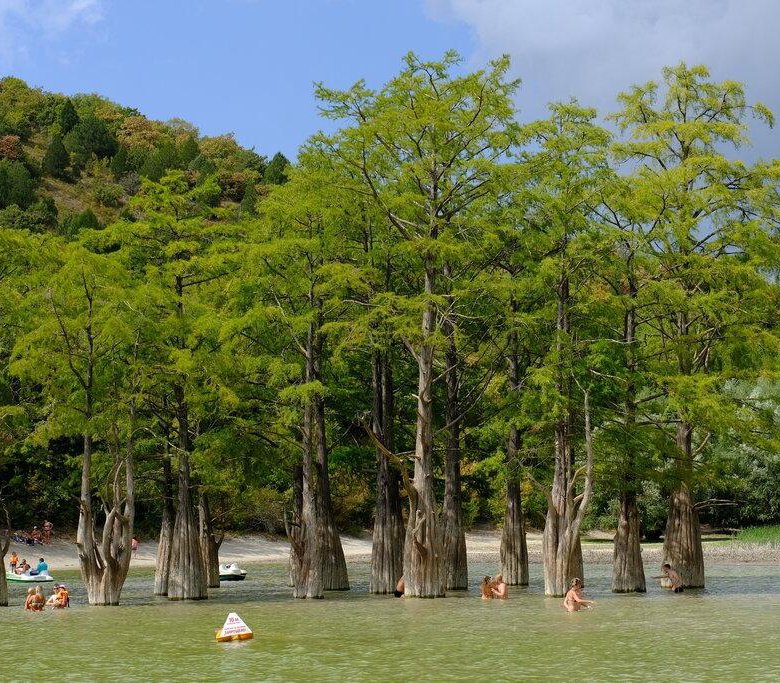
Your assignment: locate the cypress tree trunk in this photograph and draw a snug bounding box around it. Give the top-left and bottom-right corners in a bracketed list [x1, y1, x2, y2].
[442, 311, 467, 591]
[501, 476, 528, 586]
[612, 281, 646, 593]
[542, 381, 594, 596]
[663, 309, 705, 588]
[289, 322, 329, 599]
[290, 395, 324, 598]
[168, 452, 207, 600]
[288, 465, 303, 588]
[500, 335, 528, 586]
[403, 265, 445, 598]
[198, 491, 222, 589]
[663, 424, 704, 588]
[0, 563, 6, 607]
[369, 349, 404, 594]
[312, 324, 349, 591]
[76, 427, 136, 605]
[167, 388, 207, 601]
[154, 446, 175, 596]
[0, 523, 10, 606]
[317, 397, 349, 591]
[613, 488, 646, 592]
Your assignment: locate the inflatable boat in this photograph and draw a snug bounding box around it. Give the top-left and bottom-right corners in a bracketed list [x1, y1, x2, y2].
[218, 563, 247, 581]
[6, 571, 55, 583]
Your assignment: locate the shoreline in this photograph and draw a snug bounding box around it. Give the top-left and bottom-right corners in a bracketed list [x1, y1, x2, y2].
[7, 530, 780, 572]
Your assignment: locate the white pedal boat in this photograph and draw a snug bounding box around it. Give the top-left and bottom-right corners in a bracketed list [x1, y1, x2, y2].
[6, 571, 55, 583]
[218, 563, 247, 581]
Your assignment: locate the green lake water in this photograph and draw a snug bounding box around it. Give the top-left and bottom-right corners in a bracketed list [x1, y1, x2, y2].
[5, 560, 780, 682]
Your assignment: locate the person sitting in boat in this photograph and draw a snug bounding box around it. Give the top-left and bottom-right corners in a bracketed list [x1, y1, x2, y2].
[9, 551, 18, 573]
[17, 559, 30, 575]
[34, 557, 48, 575]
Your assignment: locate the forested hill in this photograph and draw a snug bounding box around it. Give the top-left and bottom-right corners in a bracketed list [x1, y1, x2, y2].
[0, 76, 290, 234]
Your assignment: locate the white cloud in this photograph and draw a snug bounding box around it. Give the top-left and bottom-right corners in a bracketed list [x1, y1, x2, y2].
[426, 0, 780, 157]
[0, 0, 104, 66]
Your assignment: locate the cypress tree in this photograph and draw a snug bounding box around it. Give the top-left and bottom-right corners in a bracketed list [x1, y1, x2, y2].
[239, 182, 258, 216]
[263, 152, 290, 185]
[42, 135, 70, 179]
[57, 98, 80, 135]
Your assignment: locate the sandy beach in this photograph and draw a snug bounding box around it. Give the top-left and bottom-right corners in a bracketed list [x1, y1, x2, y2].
[8, 529, 780, 572]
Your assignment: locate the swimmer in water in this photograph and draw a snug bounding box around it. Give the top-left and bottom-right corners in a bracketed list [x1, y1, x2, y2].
[563, 578, 594, 612]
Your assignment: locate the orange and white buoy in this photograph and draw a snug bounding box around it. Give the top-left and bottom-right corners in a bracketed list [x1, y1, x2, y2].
[215, 612, 254, 642]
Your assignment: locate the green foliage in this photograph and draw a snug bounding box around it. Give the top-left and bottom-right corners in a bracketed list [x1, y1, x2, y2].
[60, 208, 101, 237]
[264, 152, 290, 184]
[93, 180, 124, 208]
[64, 115, 118, 169]
[1, 63, 780, 539]
[42, 134, 70, 179]
[56, 98, 80, 135]
[0, 159, 36, 210]
[239, 181, 259, 216]
[110, 145, 132, 179]
[734, 525, 780, 544]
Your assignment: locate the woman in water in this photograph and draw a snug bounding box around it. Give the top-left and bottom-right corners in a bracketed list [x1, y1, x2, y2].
[480, 576, 494, 599]
[563, 578, 594, 612]
[491, 574, 508, 600]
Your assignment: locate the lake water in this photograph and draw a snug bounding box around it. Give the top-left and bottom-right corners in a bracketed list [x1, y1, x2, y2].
[5, 560, 780, 681]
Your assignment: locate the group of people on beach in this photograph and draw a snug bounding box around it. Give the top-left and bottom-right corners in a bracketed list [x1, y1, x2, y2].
[8, 553, 48, 576]
[24, 584, 69, 611]
[13, 521, 54, 546]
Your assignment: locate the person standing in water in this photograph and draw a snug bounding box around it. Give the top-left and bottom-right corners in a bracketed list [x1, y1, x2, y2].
[393, 576, 405, 598]
[653, 563, 683, 593]
[480, 576, 494, 600]
[563, 578, 594, 612]
[491, 574, 508, 600]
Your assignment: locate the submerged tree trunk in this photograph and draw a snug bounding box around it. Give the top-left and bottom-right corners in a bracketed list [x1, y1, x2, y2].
[403, 265, 445, 598]
[289, 322, 329, 599]
[288, 465, 303, 588]
[199, 491, 222, 589]
[167, 389, 207, 601]
[154, 446, 175, 596]
[369, 349, 404, 594]
[316, 396, 349, 591]
[542, 388, 594, 596]
[612, 281, 646, 593]
[442, 309, 467, 591]
[501, 475, 528, 587]
[0, 517, 10, 606]
[168, 451, 208, 600]
[76, 425, 136, 606]
[289, 398, 324, 598]
[500, 335, 528, 586]
[613, 489, 646, 592]
[663, 475, 704, 587]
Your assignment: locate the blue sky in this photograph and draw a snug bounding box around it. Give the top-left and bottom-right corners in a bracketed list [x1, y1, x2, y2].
[0, 0, 474, 159]
[2, 1, 778, 161]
